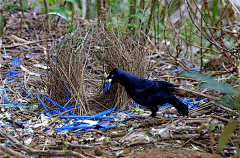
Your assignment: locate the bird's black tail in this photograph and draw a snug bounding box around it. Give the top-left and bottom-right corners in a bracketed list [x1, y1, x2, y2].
[170, 97, 189, 116]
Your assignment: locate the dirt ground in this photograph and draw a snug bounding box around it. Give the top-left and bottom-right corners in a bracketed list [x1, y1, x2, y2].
[82, 144, 221, 158]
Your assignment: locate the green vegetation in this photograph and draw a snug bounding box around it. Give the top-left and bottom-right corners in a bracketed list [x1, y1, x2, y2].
[2, 0, 28, 12]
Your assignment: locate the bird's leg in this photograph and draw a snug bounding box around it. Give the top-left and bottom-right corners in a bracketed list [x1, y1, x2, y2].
[150, 107, 157, 118]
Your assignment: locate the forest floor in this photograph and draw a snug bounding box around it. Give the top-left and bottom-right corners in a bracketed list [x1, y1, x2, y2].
[0, 5, 237, 158]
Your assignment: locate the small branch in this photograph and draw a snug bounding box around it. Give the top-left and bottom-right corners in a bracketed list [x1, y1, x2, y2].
[0, 144, 25, 158]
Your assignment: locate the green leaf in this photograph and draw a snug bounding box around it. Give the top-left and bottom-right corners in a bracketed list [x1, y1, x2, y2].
[182, 72, 238, 95]
[48, 12, 69, 25]
[64, 0, 75, 4]
[0, 12, 6, 36]
[218, 120, 237, 151]
[210, 123, 217, 131]
[212, 0, 218, 23]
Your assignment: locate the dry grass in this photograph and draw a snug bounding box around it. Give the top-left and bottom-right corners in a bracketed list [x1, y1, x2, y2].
[46, 25, 147, 115]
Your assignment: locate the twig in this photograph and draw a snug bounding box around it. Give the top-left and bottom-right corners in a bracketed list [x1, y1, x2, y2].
[0, 39, 53, 49]
[0, 144, 25, 158]
[173, 87, 218, 100]
[210, 114, 230, 123]
[0, 130, 86, 158]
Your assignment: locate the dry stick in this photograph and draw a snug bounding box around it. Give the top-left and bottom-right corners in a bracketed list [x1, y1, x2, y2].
[218, 104, 240, 115]
[174, 87, 218, 100]
[85, 129, 107, 136]
[190, 101, 213, 116]
[172, 133, 239, 140]
[0, 131, 86, 158]
[0, 39, 54, 49]
[210, 114, 230, 123]
[65, 142, 94, 149]
[0, 144, 25, 158]
[190, 140, 221, 155]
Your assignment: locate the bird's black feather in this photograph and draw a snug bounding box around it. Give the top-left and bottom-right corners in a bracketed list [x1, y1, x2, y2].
[106, 68, 188, 117]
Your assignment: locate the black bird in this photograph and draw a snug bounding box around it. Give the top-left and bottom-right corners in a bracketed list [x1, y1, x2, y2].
[105, 68, 188, 118]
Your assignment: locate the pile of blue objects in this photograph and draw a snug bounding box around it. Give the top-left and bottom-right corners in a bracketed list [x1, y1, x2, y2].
[0, 57, 208, 135]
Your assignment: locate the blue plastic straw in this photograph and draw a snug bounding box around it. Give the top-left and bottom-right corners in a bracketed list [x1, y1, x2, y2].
[55, 125, 96, 130]
[60, 116, 115, 119]
[4, 71, 20, 77]
[57, 108, 117, 132]
[16, 90, 23, 97]
[179, 55, 189, 66]
[0, 91, 31, 108]
[99, 124, 118, 131]
[73, 131, 85, 135]
[192, 98, 208, 105]
[19, 84, 33, 99]
[0, 104, 22, 107]
[44, 96, 76, 116]
[48, 105, 78, 114]
[171, 67, 203, 73]
[35, 93, 52, 118]
[0, 87, 11, 92]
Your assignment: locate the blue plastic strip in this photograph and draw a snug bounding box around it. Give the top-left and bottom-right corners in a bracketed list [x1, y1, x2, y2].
[99, 124, 118, 131]
[44, 96, 76, 116]
[171, 67, 203, 73]
[35, 93, 52, 118]
[60, 116, 115, 119]
[0, 91, 31, 108]
[178, 55, 189, 66]
[61, 107, 117, 121]
[4, 71, 20, 77]
[55, 125, 96, 130]
[19, 84, 33, 99]
[104, 82, 111, 92]
[16, 90, 23, 97]
[0, 104, 22, 107]
[0, 87, 11, 92]
[129, 115, 145, 121]
[72, 131, 85, 135]
[192, 98, 208, 105]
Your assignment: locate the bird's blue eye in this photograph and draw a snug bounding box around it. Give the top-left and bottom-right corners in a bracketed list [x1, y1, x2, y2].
[111, 75, 114, 78]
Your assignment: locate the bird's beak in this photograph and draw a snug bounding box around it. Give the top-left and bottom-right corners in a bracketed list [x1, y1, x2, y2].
[104, 72, 112, 92]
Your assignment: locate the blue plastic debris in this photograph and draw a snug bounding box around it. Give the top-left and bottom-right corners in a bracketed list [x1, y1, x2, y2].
[60, 107, 117, 120]
[44, 96, 76, 116]
[99, 124, 118, 131]
[16, 89, 23, 97]
[171, 67, 203, 73]
[60, 115, 115, 119]
[97, 121, 110, 128]
[104, 82, 111, 92]
[4, 71, 20, 77]
[35, 93, 52, 118]
[20, 84, 33, 99]
[11, 57, 21, 67]
[48, 105, 78, 114]
[55, 125, 96, 130]
[0, 91, 31, 108]
[178, 55, 189, 66]
[72, 131, 85, 135]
